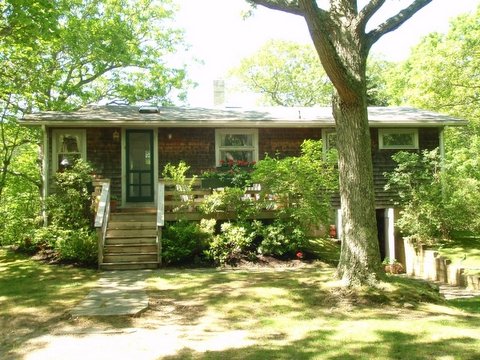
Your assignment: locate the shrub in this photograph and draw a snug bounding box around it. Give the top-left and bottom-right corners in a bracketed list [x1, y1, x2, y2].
[201, 162, 253, 188]
[253, 220, 308, 257]
[55, 227, 98, 265]
[162, 219, 215, 265]
[200, 187, 258, 222]
[385, 150, 447, 243]
[252, 139, 338, 232]
[47, 159, 94, 229]
[206, 222, 254, 266]
[32, 225, 97, 265]
[31, 159, 97, 264]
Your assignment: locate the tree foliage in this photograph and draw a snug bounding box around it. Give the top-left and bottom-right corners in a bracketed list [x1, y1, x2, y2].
[1, 0, 188, 111]
[231, 39, 333, 106]
[0, 1, 190, 257]
[231, 39, 394, 107]
[386, 6, 480, 121]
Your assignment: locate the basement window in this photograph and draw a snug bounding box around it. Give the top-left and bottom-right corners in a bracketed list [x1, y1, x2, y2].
[215, 129, 258, 166]
[379, 129, 419, 150]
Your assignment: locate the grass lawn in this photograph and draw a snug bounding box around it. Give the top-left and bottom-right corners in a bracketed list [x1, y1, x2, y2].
[0, 247, 98, 355]
[1, 245, 480, 359]
[438, 235, 480, 274]
[146, 266, 480, 360]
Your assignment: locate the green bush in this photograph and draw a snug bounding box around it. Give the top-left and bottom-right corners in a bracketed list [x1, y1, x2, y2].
[47, 159, 94, 229]
[201, 162, 253, 188]
[252, 139, 338, 232]
[206, 222, 255, 266]
[201, 187, 258, 222]
[162, 219, 215, 265]
[30, 159, 97, 264]
[32, 225, 97, 265]
[385, 148, 480, 243]
[55, 227, 97, 265]
[253, 220, 307, 257]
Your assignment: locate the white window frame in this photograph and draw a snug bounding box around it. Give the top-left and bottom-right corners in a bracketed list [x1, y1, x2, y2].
[52, 129, 86, 173]
[322, 129, 337, 152]
[215, 129, 258, 166]
[378, 128, 419, 150]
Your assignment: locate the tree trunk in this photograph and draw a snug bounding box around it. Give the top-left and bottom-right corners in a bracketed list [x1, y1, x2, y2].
[333, 93, 382, 285]
[248, 0, 434, 286]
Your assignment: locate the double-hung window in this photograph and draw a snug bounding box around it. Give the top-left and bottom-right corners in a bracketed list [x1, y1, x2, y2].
[322, 129, 337, 152]
[379, 129, 419, 150]
[52, 129, 86, 172]
[215, 129, 258, 166]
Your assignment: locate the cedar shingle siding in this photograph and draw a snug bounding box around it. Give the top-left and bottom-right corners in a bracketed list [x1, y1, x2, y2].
[80, 126, 439, 207]
[371, 127, 439, 208]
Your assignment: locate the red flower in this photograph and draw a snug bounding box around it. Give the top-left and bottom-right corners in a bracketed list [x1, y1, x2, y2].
[296, 251, 304, 259]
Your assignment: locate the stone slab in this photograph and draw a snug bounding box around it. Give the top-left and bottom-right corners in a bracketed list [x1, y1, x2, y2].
[71, 270, 150, 317]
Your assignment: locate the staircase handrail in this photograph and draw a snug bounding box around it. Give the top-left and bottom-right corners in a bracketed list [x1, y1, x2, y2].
[94, 181, 111, 268]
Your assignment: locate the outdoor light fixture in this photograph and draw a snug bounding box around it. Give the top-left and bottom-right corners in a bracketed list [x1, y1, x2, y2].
[112, 130, 120, 142]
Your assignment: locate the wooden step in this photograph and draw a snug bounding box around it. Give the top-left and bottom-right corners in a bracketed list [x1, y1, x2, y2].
[107, 222, 156, 230]
[114, 207, 156, 214]
[106, 228, 157, 237]
[105, 237, 157, 245]
[103, 252, 157, 263]
[104, 244, 158, 254]
[109, 213, 156, 222]
[100, 262, 158, 271]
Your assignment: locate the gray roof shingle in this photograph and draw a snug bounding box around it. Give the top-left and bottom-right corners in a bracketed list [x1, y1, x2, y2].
[21, 105, 466, 127]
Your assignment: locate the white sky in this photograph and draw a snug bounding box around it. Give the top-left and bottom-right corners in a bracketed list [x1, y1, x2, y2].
[174, 0, 480, 106]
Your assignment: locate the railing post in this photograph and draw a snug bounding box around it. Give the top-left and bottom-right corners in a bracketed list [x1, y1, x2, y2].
[157, 181, 165, 267]
[94, 181, 111, 269]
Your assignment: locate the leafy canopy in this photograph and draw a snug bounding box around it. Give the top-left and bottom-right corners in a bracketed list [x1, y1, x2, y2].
[1, 0, 189, 111]
[230, 39, 395, 107]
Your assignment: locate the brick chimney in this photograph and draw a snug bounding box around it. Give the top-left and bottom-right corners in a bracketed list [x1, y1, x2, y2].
[213, 79, 225, 106]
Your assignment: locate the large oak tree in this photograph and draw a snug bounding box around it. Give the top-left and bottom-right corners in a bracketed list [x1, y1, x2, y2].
[246, 0, 433, 285]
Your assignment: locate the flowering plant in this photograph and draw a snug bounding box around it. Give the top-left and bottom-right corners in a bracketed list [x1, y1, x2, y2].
[219, 159, 256, 168]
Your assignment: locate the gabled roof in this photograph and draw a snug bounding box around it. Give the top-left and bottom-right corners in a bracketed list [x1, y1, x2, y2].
[21, 105, 466, 128]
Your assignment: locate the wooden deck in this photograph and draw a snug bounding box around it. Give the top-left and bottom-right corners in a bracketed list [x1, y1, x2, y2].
[160, 178, 277, 221]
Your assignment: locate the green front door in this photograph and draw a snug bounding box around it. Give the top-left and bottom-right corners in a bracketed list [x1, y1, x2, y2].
[126, 130, 154, 202]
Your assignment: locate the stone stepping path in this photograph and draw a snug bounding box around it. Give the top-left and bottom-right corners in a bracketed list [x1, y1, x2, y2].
[71, 270, 151, 316]
[438, 283, 480, 300]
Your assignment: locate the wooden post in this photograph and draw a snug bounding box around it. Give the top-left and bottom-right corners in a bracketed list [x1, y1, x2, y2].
[157, 182, 165, 267]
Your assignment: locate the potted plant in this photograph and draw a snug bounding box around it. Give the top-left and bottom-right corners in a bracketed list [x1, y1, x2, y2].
[383, 257, 405, 274]
[110, 195, 120, 212]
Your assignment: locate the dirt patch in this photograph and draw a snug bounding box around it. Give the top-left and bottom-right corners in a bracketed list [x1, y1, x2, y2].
[224, 255, 322, 270]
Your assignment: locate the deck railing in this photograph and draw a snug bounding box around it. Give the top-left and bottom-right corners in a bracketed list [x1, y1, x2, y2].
[94, 181, 111, 268]
[159, 178, 277, 221]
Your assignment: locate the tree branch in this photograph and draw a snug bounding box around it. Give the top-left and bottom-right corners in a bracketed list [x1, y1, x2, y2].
[366, 0, 433, 47]
[358, 0, 386, 31]
[4, 169, 41, 188]
[247, 0, 304, 16]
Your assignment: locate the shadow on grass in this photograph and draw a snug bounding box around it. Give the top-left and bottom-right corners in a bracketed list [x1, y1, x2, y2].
[159, 329, 480, 360]
[448, 297, 480, 314]
[145, 267, 446, 329]
[0, 248, 99, 358]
